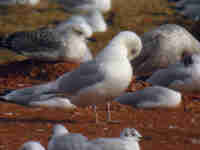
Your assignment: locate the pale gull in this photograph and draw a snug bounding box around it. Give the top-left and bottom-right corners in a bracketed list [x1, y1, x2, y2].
[0, 16, 93, 63]
[0, 31, 142, 123]
[48, 0, 111, 13]
[48, 124, 101, 150]
[90, 128, 144, 150]
[115, 86, 182, 108]
[0, 0, 40, 6]
[147, 53, 200, 93]
[19, 141, 45, 150]
[131, 24, 200, 76]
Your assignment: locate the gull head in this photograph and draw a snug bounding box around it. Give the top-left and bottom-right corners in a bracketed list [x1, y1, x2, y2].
[84, 10, 107, 32]
[16, 0, 40, 5]
[120, 128, 142, 141]
[108, 31, 142, 59]
[52, 124, 69, 137]
[94, 0, 112, 13]
[19, 141, 45, 150]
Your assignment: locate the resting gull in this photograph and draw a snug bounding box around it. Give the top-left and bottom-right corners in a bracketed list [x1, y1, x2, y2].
[18, 141, 45, 150]
[90, 128, 144, 150]
[0, 31, 142, 123]
[0, 16, 93, 63]
[115, 86, 182, 108]
[48, 124, 101, 150]
[0, 0, 39, 6]
[147, 53, 200, 93]
[131, 24, 200, 76]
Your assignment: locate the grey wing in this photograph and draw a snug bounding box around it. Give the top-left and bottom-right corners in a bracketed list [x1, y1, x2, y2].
[7, 28, 64, 53]
[91, 138, 125, 150]
[56, 60, 105, 93]
[146, 67, 190, 86]
[61, 0, 93, 8]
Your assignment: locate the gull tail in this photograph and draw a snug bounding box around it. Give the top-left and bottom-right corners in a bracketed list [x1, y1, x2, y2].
[0, 81, 57, 105]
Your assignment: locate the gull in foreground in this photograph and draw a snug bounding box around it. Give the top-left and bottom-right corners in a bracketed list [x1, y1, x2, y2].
[115, 86, 182, 108]
[0, 16, 93, 63]
[0, 31, 142, 123]
[131, 24, 200, 76]
[48, 124, 101, 150]
[18, 141, 45, 150]
[147, 53, 200, 93]
[90, 128, 144, 150]
[0, 0, 39, 6]
[48, 0, 111, 13]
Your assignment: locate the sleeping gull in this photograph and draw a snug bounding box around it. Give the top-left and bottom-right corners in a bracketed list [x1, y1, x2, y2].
[19, 141, 45, 150]
[0, 16, 93, 63]
[57, 10, 107, 33]
[0, 0, 40, 6]
[0, 31, 142, 123]
[131, 24, 200, 76]
[90, 128, 144, 150]
[115, 86, 182, 108]
[48, 124, 101, 150]
[48, 0, 111, 13]
[147, 53, 200, 93]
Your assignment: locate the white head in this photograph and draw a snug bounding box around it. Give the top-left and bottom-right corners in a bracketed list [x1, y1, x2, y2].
[56, 17, 93, 38]
[52, 124, 69, 137]
[97, 31, 142, 60]
[16, 0, 40, 5]
[84, 10, 107, 32]
[94, 0, 112, 13]
[120, 128, 142, 141]
[19, 141, 45, 150]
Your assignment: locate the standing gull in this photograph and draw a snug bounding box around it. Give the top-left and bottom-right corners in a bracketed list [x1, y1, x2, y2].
[0, 16, 93, 63]
[18, 141, 45, 150]
[0, 31, 142, 123]
[131, 24, 200, 76]
[48, 0, 111, 13]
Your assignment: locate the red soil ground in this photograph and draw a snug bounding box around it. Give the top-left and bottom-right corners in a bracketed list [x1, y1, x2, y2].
[0, 61, 200, 150]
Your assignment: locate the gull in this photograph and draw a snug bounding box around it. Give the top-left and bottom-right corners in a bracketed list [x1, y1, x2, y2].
[57, 10, 107, 33]
[48, 0, 112, 14]
[147, 53, 200, 93]
[48, 124, 101, 150]
[90, 128, 144, 150]
[0, 0, 40, 6]
[0, 16, 93, 63]
[174, 0, 200, 8]
[18, 141, 45, 150]
[0, 31, 142, 123]
[131, 24, 200, 76]
[115, 86, 182, 108]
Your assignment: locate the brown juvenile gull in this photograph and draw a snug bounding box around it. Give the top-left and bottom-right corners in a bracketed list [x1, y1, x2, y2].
[131, 24, 200, 76]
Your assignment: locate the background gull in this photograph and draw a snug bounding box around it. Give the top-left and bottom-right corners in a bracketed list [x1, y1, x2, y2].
[0, 0, 40, 6]
[57, 10, 107, 33]
[48, 124, 101, 150]
[0, 16, 93, 63]
[0, 31, 142, 123]
[48, 0, 112, 14]
[19, 141, 45, 150]
[147, 53, 200, 93]
[131, 24, 200, 76]
[90, 128, 143, 150]
[115, 86, 182, 108]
